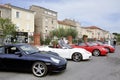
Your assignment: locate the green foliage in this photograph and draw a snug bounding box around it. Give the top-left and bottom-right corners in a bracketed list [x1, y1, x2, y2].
[117, 34, 120, 42]
[50, 27, 66, 38]
[51, 39, 58, 45]
[66, 28, 78, 38]
[72, 39, 78, 44]
[112, 33, 118, 36]
[0, 18, 16, 38]
[40, 37, 51, 45]
[50, 27, 78, 39]
[112, 33, 120, 41]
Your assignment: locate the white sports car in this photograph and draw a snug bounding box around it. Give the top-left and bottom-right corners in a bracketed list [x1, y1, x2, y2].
[36, 44, 92, 62]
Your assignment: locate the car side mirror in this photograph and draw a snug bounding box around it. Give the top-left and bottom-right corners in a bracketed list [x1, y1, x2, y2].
[15, 52, 22, 57]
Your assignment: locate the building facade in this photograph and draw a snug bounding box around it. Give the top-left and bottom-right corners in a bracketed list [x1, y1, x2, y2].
[57, 20, 76, 29]
[0, 5, 11, 19]
[58, 19, 82, 38]
[0, 4, 35, 43]
[80, 27, 93, 39]
[83, 26, 112, 41]
[30, 5, 58, 40]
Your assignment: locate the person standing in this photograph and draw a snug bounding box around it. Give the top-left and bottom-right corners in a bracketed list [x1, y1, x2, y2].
[58, 37, 65, 48]
[113, 38, 116, 48]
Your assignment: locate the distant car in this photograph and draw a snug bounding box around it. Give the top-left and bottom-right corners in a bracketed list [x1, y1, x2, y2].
[36, 44, 92, 62]
[93, 41, 115, 53]
[71, 42, 108, 56]
[0, 44, 67, 77]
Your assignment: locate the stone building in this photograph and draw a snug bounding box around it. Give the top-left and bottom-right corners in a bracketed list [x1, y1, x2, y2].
[0, 4, 11, 19]
[0, 4, 35, 43]
[83, 26, 112, 41]
[30, 5, 58, 40]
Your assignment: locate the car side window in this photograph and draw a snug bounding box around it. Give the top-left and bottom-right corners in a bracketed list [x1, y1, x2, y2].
[79, 43, 85, 46]
[5, 46, 20, 54]
[0, 46, 3, 54]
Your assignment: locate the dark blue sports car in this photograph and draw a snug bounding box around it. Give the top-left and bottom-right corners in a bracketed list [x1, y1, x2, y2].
[0, 43, 67, 77]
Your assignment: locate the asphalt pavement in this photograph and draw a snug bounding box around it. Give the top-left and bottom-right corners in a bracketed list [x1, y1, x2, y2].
[0, 46, 120, 80]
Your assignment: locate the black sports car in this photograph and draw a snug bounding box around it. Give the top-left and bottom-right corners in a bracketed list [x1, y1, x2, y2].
[0, 43, 67, 77]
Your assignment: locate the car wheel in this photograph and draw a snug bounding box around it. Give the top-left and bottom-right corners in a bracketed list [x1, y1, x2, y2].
[92, 49, 100, 56]
[32, 62, 48, 77]
[72, 52, 82, 62]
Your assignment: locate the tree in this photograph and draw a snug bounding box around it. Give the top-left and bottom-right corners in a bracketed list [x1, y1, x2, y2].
[0, 18, 16, 44]
[50, 27, 78, 39]
[112, 33, 120, 45]
[65, 28, 78, 39]
[50, 27, 66, 38]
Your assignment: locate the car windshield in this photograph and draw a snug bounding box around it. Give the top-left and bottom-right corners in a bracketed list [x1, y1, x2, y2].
[63, 44, 72, 49]
[20, 45, 40, 54]
[92, 43, 98, 46]
[96, 41, 104, 45]
[87, 42, 97, 46]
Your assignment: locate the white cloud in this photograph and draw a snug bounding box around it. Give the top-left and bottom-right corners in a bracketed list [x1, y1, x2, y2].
[1, 0, 120, 33]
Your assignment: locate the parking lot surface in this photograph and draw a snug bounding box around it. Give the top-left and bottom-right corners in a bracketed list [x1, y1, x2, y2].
[0, 46, 120, 80]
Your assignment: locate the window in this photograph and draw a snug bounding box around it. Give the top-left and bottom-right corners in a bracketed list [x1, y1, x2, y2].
[79, 43, 86, 46]
[16, 11, 20, 18]
[0, 46, 3, 54]
[52, 13, 56, 16]
[0, 11, 1, 17]
[48, 12, 52, 15]
[5, 46, 20, 54]
[51, 20, 53, 24]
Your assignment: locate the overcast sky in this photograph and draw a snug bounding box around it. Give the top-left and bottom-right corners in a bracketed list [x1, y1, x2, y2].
[1, 0, 120, 33]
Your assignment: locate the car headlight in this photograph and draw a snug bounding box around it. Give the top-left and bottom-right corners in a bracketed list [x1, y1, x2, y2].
[50, 57, 60, 64]
[102, 48, 106, 50]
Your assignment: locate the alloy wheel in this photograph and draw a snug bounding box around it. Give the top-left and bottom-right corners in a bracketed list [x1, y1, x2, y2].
[32, 62, 48, 77]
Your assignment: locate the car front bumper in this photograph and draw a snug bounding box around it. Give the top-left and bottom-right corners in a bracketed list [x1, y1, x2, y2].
[47, 63, 67, 72]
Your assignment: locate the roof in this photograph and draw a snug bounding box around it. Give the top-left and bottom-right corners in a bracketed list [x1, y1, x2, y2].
[58, 20, 76, 27]
[0, 4, 11, 9]
[3, 4, 34, 13]
[30, 5, 57, 14]
[83, 26, 106, 31]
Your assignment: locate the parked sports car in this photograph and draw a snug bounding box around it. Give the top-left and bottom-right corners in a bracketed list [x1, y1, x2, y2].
[93, 41, 115, 53]
[36, 44, 92, 62]
[0, 43, 67, 77]
[71, 42, 108, 56]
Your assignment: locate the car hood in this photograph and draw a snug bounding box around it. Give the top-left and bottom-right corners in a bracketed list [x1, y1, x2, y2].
[28, 51, 66, 61]
[92, 45, 104, 48]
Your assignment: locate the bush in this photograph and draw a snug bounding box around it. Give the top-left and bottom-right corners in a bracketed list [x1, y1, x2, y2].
[40, 38, 51, 45]
[72, 39, 78, 44]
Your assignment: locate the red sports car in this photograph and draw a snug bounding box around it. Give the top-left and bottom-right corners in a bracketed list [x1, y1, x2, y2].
[71, 42, 108, 56]
[93, 41, 115, 53]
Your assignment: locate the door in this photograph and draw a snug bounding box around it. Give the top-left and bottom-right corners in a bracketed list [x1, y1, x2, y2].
[1, 46, 31, 70]
[52, 48, 70, 59]
[0, 46, 5, 68]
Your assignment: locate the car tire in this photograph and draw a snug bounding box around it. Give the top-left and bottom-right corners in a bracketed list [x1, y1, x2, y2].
[32, 62, 48, 77]
[72, 52, 82, 62]
[92, 49, 100, 56]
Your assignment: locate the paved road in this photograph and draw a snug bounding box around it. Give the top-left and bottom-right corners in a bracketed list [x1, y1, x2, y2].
[0, 46, 120, 80]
